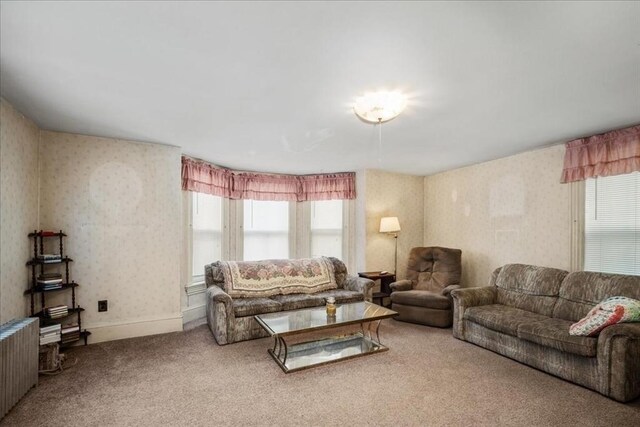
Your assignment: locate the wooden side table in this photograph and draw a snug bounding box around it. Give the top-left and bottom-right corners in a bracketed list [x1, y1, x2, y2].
[358, 271, 396, 308]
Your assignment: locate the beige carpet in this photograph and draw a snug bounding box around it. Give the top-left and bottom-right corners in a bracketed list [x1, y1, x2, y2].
[2, 320, 639, 426]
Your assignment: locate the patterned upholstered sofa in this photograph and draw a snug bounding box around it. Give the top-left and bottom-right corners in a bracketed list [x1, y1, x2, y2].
[204, 257, 374, 345]
[451, 264, 640, 402]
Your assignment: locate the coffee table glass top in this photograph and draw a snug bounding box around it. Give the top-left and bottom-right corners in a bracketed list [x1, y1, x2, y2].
[255, 301, 397, 337]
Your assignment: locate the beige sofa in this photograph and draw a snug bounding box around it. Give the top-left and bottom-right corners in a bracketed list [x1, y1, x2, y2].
[451, 263, 640, 402]
[204, 257, 374, 345]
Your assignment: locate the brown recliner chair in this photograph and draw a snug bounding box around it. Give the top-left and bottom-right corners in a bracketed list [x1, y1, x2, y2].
[389, 247, 462, 327]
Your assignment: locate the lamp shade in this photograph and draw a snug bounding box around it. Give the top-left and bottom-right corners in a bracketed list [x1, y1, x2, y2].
[379, 217, 401, 233]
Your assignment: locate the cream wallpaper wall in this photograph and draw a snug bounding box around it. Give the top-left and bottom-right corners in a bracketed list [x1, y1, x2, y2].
[38, 131, 183, 342]
[424, 144, 572, 287]
[0, 99, 40, 324]
[364, 169, 424, 280]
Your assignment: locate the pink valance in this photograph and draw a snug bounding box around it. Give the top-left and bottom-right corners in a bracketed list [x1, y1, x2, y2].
[560, 125, 640, 183]
[181, 156, 356, 201]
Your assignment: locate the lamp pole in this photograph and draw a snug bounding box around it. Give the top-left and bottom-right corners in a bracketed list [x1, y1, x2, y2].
[394, 233, 398, 275]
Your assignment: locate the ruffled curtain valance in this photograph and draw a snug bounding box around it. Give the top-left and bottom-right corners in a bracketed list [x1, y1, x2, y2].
[560, 125, 640, 183]
[181, 156, 356, 201]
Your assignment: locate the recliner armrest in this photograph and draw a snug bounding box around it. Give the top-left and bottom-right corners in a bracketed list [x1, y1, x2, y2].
[389, 280, 413, 292]
[344, 276, 375, 301]
[450, 286, 497, 340]
[441, 284, 461, 297]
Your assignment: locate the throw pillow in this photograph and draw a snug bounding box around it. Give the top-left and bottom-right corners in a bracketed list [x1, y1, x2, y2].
[569, 296, 640, 337]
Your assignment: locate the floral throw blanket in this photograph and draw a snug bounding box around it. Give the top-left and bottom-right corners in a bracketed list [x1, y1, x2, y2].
[219, 257, 337, 298]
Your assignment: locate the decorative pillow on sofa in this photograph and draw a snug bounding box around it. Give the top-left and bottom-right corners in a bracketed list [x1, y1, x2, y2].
[219, 257, 337, 298]
[569, 296, 640, 337]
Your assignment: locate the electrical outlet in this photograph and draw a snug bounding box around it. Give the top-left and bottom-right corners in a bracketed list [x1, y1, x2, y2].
[98, 300, 108, 312]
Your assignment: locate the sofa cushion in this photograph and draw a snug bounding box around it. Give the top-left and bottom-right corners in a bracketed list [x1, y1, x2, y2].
[390, 290, 451, 310]
[314, 289, 364, 304]
[464, 304, 548, 336]
[269, 294, 325, 311]
[232, 298, 282, 317]
[553, 271, 640, 322]
[494, 264, 568, 316]
[518, 317, 597, 357]
[327, 257, 348, 288]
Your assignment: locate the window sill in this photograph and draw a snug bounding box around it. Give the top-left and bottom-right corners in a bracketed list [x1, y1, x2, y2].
[185, 281, 206, 296]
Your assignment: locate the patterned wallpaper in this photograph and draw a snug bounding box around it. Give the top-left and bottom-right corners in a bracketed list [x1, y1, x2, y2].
[38, 131, 182, 331]
[365, 169, 424, 280]
[0, 99, 40, 324]
[424, 144, 572, 287]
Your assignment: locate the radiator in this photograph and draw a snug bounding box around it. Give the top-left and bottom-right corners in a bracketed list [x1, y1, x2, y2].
[1, 317, 39, 419]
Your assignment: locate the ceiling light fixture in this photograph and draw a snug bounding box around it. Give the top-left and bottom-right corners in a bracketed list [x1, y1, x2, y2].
[353, 90, 407, 165]
[353, 90, 407, 123]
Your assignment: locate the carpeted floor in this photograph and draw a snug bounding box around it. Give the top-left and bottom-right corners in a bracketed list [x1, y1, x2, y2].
[2, 320, 639, 426]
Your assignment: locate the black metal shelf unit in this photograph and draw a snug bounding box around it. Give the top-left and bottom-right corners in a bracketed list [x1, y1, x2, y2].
[26, 230, 91, 346]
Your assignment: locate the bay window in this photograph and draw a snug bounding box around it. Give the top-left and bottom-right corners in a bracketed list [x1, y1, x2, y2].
[187, 193, 354, 285]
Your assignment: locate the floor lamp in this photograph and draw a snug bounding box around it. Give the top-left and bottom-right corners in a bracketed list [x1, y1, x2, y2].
[379, 217, 401, 275]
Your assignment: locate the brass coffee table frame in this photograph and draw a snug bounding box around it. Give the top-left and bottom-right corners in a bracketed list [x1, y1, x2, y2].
[255, 302, 397, 373]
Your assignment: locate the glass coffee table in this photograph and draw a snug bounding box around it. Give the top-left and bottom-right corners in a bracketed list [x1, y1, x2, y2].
[255, 301, 397, 373]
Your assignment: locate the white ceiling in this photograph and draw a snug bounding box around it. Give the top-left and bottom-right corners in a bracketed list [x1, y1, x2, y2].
[1, 1, 639, 175]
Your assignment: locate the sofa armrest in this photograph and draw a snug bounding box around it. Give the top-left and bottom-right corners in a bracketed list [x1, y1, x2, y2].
[344, 276, 375, 302]
[206, 286, 235, 345]
[597, 323, 640, 402]
[441, 284, 461, 297]
[450, 286, 497, 340]
[389, 280, 413, 292]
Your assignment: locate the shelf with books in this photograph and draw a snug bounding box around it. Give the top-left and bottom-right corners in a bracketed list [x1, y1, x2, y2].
[26, 257, 74, 266]
[60, 330, 91, 347]
[35, 307, 85, 324]
[23, 282, 79, 295]
[26, 230, 90, 347]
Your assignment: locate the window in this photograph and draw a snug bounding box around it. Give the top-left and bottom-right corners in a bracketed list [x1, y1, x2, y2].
[584, 172, 639, 275]
[192, 193, 223, 281]
[310, 200, 343, 258]
[186, 193, 353, 288]
[243, 200, 289, 261]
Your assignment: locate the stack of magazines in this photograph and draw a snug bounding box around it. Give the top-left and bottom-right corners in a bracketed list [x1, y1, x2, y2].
[40, 324, 61, 345]
[37, 273, 63, 290]
[36, 253, 62, 263]
[44, 305, 68, 319]
[61, 324, 80, 344]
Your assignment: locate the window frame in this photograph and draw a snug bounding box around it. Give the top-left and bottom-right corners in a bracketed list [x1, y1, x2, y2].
[235, 199, 296, 262]
[573, 172, 640, 275]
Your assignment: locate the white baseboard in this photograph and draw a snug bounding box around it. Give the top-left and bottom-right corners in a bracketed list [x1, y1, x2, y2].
[83, 313, 183, 344]
[182, 303, 206, 324]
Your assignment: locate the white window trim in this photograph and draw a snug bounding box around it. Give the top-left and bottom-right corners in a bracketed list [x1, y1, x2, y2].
[570, 180, 585, 272]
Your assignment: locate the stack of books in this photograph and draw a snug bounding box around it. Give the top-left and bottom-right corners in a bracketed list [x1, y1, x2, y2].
[44, 305, 68, 319]
[61, 324, 80, 344]
[37, 273, 63, 290]
[36, 253, 62, 263]
[40, 324, 61, 345]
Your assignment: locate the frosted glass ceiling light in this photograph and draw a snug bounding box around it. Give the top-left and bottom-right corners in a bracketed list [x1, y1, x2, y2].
[353, 90, 407, 123]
